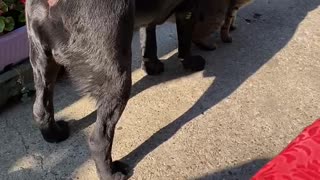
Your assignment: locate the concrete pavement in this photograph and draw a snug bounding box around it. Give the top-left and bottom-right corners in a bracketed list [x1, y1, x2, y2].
[1, 0, 320, 179]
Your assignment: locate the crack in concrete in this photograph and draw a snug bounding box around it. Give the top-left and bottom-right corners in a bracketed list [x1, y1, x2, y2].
[5, 119, 29, 154]
[4, 117, 46, 174]
[5, 118, 29, 154]
[3, 118, 46, 173]
[33, 154, 44, 170]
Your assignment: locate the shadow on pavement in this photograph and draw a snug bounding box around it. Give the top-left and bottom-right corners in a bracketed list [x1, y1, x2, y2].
[194, 159, 269, 180]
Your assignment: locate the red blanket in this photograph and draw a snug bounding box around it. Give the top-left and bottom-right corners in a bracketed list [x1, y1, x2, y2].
[252, 119, 320, 180]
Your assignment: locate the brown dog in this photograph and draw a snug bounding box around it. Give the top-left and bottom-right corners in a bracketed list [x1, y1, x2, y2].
[193, 0, 253, 50]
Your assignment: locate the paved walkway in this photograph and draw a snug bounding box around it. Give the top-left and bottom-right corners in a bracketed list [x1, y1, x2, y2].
[1, 0, 320, 179]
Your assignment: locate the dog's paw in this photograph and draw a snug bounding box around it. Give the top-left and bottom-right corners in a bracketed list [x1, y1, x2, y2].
[41, 120, 70, 143]
[111, 161, 130, 180]
[181, 55, 206, 71]
[221, 35, 233, 43]
[142, 60, 164, 75]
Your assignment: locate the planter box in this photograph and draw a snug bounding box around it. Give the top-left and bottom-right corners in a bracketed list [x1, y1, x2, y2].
[0, 60, 34, 109]
[0, 26, 29, 72]
[0, 26, 33, 109]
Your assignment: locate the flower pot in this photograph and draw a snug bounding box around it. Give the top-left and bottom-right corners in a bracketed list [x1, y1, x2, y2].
[0, 26, 29, 72]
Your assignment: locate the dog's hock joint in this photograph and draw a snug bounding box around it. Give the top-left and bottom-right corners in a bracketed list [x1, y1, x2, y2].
[48, 0, 58, 7]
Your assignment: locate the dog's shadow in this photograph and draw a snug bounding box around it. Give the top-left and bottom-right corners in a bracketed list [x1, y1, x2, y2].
[4, 0, 320, 179]
[61, 0, 320, 175]
[194, 158, 270, 180]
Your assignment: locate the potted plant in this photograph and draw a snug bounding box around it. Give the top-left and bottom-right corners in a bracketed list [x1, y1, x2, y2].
[0, 0, 28, 72]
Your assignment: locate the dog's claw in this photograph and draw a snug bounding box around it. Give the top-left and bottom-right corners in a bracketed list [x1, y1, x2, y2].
[112, 172, 127, 180]
[181, 55, 206, 71]
[142, 60, 164, 75]
[40, 120, 70, 143]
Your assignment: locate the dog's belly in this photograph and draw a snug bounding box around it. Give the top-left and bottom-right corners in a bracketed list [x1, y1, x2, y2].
[134, 0, 183, 28]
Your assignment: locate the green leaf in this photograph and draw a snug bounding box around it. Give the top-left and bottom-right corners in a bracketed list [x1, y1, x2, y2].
[0, 1, 8, 13]
[0, 17, 5, 33]
[18, 12, 25, 22]
[4, 16, 14, 31]
[3, 0, 16, 4]
[15, 1, 24, 11]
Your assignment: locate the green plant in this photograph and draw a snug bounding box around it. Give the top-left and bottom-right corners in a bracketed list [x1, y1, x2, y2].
[0, 0, 25, 34]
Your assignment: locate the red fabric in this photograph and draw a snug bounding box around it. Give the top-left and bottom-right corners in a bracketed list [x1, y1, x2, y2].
[252, 119, 320, 180]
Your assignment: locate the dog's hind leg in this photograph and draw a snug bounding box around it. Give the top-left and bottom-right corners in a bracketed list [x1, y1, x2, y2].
[29, 40, 69, 143]
[89, 75, 132, 180]
[83, 3, 134, 179]
[86, 49, 132, 179]
[140, 26, 164, 75]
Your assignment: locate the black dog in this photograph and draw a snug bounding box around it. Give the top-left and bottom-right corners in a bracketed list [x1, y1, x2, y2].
[26, 0, 205, 179]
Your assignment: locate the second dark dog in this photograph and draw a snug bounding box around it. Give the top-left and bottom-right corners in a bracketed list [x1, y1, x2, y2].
[26, 0, 205, 179]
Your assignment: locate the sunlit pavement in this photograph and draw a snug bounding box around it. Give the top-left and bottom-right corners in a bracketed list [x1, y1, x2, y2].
[1, 0, 320, 179]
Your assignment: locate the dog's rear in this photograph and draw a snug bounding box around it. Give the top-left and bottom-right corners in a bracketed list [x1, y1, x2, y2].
[27, 0, 133, 179]
[26, 0, 133, 94]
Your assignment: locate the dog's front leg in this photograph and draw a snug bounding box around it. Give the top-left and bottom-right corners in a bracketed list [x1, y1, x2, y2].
[140, 26, 164, 75]
[175, 1, 206, 71]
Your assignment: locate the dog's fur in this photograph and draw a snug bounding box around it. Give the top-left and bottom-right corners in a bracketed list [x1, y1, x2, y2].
[26, 0, 205, 179]
[192, 0, 253, 50]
